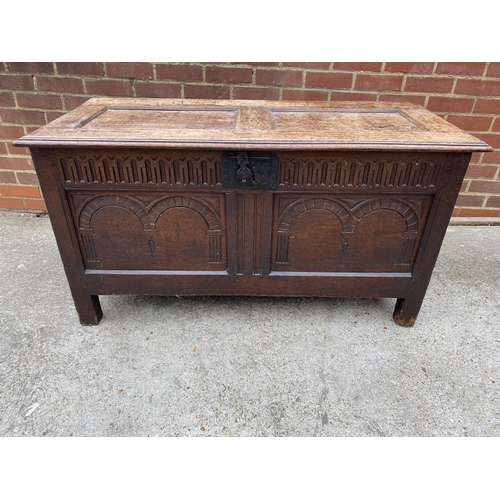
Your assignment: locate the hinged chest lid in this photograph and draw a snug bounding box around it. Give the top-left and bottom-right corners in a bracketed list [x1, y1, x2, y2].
[14, 98, 492, 152]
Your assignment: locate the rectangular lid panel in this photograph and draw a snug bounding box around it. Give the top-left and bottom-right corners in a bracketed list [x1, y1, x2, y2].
[81, 106, 240, 131]
[270, 109, 423, 133]
[13, 98, 492, 152]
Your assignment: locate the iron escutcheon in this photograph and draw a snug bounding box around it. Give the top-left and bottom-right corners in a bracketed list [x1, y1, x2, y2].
[222, 152, 278, 189]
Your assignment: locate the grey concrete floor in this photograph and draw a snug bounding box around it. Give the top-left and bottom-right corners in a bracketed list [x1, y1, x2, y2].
[0, 213, 499, 437]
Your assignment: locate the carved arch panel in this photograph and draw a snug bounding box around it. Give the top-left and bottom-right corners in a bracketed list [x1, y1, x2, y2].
[72, 193, 225, 270]
[273, 195, 430, 272]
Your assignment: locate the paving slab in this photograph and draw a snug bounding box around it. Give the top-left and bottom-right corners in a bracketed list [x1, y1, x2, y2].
[0, 214, 499, 436]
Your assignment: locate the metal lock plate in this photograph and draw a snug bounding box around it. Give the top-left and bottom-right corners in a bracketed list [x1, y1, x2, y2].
[221, 152, 278, 189]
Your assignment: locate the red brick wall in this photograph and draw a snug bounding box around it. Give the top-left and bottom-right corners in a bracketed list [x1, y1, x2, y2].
[1, 62, 499, 217]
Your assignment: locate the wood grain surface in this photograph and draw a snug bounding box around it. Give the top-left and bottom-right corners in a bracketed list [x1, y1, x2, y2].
[14, 98, 492, 152]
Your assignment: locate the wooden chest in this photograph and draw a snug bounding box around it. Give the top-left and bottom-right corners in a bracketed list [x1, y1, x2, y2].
[14, 98, 491, 326]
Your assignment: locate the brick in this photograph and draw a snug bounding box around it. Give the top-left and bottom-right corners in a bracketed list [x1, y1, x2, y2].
[468, 180, 500, 194]
[0, 125, 25, 139]
[0, 184, 40, 197]
[37, 76, 84, 93]
[46, 111, 66, 123]
[470, 152, 483, 163]
[257, 69, 303, 87]
[446, 115, 493, 132]
[333, 62, 383, 71]
[486, 63, 500, 78]
[330, 92, 377, 102]
[405, 76, 454, 93]
[0, 142, 7, 154]
[107, 62, 153, 79]
[0, 157, 34, 170]
[482, 150, 500, 163]
[427, 96, 474, 113]
[0, 109, 45, 125]
[0, 197, 24, 209]
[473, 99, 500, 114]
[184, 85, 230, 99]
[233, 87, 280, 100]
[456, 194, 485, 207]
[85, 79, 132, 96]
[0, 91, 15, 106]
[455, 79, 500, 97]
[379, 94, 426, 106]
[451, 207, 460, 217]
[6, 62, 54, 74]
[282, 89, 329, 101]
[355, 74, 403, 91]
[134, 81, 181, 98]
[0, 74, 35, 91]
[384, 62, 434, 74]
[206, 66, 253, 84]
[0, 171, 16, 183]
[473, 133, 500, 149]
[492, 118, 500, 132]
[6, 143, 30, 156]
[56, 62, 104, 76]
[24, 199, 47, 211]
[458, 208, 500, 217]
[285, 62, 331, 69]
[305, 71, 352, 89]
[486, 196, 500, 208]
[16, 172, 39, 184]
[465, 164, 498, 178]
[16, 92, 62, 109]
[156, 64, 203, 81]
[63, 95, 91, 110]
[436, 62, 485, 76]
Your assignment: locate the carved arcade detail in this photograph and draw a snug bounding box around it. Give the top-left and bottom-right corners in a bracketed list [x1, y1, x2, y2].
[275, 197, 423, 269]
[74, 194, 223, 266]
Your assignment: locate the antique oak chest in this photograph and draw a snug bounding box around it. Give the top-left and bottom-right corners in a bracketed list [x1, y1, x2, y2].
[14, 98, 491, 326]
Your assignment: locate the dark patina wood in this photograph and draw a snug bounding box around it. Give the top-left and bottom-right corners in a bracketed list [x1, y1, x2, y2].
[14, 98, 492, 326]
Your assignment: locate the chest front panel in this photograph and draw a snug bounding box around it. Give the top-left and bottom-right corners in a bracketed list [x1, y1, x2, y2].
[58, 148, 444, 278]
